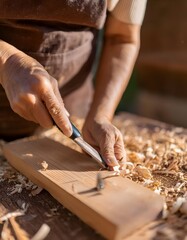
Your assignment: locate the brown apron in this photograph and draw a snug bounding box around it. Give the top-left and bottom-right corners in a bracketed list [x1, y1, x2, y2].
[0, 0, 106, 139]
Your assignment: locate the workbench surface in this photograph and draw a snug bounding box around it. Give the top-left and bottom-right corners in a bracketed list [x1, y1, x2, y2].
[0, 113, 187, 240]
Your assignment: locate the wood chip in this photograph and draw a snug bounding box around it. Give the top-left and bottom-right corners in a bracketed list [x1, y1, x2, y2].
[41, 161, 48, 171]
[31, 186, 43, 196]
[134, 165, 152, 179]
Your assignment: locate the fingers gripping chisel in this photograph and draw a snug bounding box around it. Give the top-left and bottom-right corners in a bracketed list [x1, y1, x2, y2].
[54, 122, 107, 169]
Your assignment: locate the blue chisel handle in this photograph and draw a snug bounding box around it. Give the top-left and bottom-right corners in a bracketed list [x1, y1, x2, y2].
[53, 120, 81, 140]
[69, 122, 81, 140]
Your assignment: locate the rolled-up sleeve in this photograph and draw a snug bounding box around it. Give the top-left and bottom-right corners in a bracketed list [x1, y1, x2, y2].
[108, 0, 147, 25]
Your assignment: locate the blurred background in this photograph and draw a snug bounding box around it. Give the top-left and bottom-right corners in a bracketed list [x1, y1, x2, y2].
[117, 0, 187, 128]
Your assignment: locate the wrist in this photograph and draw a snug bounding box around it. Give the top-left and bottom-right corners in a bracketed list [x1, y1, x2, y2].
[86, 110, 112, 126]
[0, 40, 22, 84]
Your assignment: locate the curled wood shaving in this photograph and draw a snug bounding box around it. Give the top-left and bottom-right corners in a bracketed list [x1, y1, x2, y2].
[154, 187, 162, 195]
[112, 114, 187, 225]
[171, 197, 186, 214]
[134, 165, 152, 179]
[1, 220, 15, 240]
[128, 152, 145, 164]
[0, 211, 24, 223]
[119, 161, 134, 171]
[112, 165, 120, 172]
[31, 224, 50, 240]
[9, 217, 29, 240]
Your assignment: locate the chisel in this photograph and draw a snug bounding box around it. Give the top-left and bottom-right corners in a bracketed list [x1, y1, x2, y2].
[54, 121, 107, 169]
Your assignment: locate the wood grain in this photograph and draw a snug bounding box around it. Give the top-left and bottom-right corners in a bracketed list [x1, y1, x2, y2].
[3, 137, 163, 240]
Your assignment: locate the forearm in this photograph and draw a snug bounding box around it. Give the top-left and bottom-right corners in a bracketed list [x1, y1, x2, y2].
[87, 20, 140, 122]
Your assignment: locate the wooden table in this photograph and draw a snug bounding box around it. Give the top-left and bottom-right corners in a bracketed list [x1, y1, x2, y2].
[0, 113, 186, 240]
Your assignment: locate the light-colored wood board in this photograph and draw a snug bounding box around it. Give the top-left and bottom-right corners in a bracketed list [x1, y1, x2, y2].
[3, 137, 163, 240]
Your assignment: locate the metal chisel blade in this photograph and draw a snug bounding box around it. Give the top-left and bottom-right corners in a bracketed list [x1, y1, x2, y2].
[54, 120, 107, 168]
[74, 137, 107, 168]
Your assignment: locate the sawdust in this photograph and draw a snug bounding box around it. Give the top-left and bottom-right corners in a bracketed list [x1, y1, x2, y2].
[1, 114, 187, 239]
[31, 224, 50, 240]
[36, 115, 187, 214]
[0, 155, 38, 196]
[0, 211, 50, 240]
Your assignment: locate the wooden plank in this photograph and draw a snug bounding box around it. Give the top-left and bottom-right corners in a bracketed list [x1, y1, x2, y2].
[3, 137, 163, 240]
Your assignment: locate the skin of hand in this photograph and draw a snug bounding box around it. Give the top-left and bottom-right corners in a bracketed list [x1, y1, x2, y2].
[0, 41, 72, 137]
[83, 116, 126, 169]
[82, 15, 141, 169]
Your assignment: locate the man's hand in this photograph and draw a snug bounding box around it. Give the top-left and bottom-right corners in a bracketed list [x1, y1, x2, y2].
[0, 48, 72, 137]
[82, 117, 126, 169]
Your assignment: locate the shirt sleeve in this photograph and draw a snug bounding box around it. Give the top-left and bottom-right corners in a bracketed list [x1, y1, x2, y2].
[108, 0, 147, 25]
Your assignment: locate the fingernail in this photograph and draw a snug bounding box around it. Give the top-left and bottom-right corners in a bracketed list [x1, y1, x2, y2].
[63, 123, 72, 137]
[106, 158, 119, 167]
[65, 108, 70, 117]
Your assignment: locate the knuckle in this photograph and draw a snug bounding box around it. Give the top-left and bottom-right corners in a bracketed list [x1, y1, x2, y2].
[50, 104, 61, 116]
[39, 79, 51, 91]
[32, 76, 51, 93]
[102, 131, 112, 143]
[10, 97, 22, 112]
[27, 95, 36, 106]
[102, 146, 113, 157]
[20, 93, 36, 103]
[114, 128, 122, 139]
[50, 77, 58, 87]
[12, 95, 38, 120]
[18, 94, 36, 114]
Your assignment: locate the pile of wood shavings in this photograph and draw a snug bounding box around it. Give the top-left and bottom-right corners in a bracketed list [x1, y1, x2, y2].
[113, 115, 187, 216]
[0, 150, 40, 196]
[2, 115, 187, 211]
[41, 115, 187, 215]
